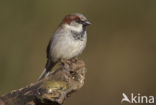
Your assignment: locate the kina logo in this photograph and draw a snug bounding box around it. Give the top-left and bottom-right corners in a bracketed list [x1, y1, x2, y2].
[121, 93, 155, 104]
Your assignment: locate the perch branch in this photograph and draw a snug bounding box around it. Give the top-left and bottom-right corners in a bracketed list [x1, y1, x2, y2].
[0, 58, 86, 105]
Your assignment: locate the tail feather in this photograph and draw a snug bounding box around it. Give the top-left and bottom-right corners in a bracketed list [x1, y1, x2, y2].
[38, 68, 49, 80]
[38, 59, 56, 80]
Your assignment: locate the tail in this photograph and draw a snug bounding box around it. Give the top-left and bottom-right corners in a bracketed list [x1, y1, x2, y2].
[38, 59, 56, 80]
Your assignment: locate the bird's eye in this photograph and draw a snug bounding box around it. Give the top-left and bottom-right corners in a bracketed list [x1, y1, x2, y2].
[76, 19, 82, 23]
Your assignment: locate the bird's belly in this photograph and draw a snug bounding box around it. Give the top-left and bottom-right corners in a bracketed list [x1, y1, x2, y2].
[51, 36, 86, 61]
[60, 42, 83, 58]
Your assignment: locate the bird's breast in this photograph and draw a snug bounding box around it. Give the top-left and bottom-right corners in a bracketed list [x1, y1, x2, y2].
[50, 31, 87, 61]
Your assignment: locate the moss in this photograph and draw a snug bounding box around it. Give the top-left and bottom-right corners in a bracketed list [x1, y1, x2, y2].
[40, 80, 68, 91]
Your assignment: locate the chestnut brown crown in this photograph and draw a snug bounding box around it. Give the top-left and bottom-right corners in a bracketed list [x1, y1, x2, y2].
[62, 13, 91, 26]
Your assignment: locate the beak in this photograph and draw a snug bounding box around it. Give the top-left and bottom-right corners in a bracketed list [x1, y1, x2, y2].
[83, 20, 91, 26]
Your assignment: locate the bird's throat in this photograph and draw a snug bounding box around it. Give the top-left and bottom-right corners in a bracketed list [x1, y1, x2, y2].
[71, 29, 86, 41]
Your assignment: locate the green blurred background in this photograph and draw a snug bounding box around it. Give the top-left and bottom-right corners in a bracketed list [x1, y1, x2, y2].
[0, 0, 156, 105]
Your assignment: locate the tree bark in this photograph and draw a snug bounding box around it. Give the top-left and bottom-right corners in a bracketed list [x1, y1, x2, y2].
[0, 58, 86, 105]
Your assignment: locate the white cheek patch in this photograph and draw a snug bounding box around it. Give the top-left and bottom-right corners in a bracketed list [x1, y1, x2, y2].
[65, 24, 82, 32]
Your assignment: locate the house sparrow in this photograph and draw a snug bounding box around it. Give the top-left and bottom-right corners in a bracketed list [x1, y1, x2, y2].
[39, 13, 91, 80]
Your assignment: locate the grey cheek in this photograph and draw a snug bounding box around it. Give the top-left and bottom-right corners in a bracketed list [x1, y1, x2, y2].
[71, 21, 81, 27]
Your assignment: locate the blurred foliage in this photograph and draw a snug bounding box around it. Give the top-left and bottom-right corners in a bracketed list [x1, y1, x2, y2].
[0, 0, 156, 105]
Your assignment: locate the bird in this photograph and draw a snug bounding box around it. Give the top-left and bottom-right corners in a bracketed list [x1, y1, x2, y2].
[39, 13, 91, 80]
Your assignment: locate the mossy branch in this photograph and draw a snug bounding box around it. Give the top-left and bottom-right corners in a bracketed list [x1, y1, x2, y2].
[0, 58, 86, 105]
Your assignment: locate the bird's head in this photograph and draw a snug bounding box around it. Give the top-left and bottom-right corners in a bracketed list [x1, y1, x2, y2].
[61, 13, 91, 32]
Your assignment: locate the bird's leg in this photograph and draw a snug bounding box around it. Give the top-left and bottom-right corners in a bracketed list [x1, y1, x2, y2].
[71, 57, 79, 62]
[60, 58, 69, 65]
